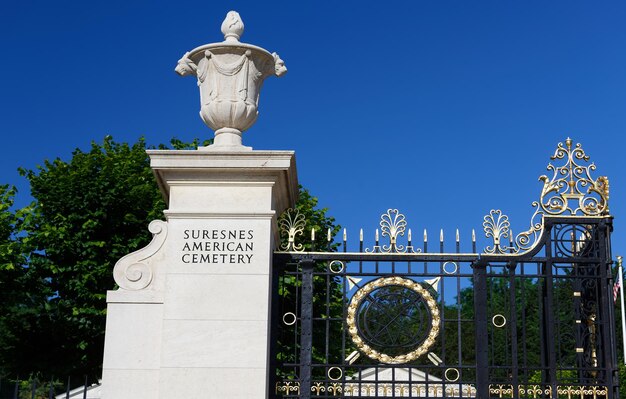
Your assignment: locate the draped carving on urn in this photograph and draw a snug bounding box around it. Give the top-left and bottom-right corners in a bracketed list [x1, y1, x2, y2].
[176, 11, 286, 150]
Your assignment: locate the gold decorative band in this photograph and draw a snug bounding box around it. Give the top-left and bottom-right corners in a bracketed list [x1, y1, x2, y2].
[327, 366, 343, 381]
[282, 312, 296, 326]
[328, 260, 344, 273]
[489, 384, 609, 398]
[277, 381, 610, 397]
[276, 381, 476, 397]
[346, 276, 440, 364]
[443, 261, 458, 274]
[444, 368, 460, 382]
[492, 314, 507, 328]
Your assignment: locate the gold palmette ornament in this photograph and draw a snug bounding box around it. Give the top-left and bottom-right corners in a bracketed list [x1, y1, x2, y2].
[278, 208, 306, 252]
[483, 138, 609, 255]
[483, 210, 511, 254]
[346, 276, 440, 364]
[365, 209, 422, 253]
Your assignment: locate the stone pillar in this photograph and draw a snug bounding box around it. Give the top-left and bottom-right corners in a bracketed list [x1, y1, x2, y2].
[103, 11, 292, 398]
[102, 150, 298, 399]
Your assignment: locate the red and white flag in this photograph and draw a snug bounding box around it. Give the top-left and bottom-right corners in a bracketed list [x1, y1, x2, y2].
[615, 276, 621, 304]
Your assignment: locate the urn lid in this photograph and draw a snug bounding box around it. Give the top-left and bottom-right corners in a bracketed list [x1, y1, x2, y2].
[221, 11, 244, 43]
[178, 11, 281, 66]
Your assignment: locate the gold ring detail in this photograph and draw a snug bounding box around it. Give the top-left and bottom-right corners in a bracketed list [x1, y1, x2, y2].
[492, 314, 507, 328]
[327, 366, 343, 381]
[282, 312, 297, 326]
[329, 260, 344, 274]
[445, 368, 460, 382]
[443, 261, 458, 274]
[346, 276, 440, 364]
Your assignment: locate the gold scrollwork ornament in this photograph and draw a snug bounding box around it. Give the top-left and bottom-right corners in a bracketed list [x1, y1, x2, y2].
[483, 139, 609, 256]
[539, 138, 609, 216]
[276, 381, 300, 395]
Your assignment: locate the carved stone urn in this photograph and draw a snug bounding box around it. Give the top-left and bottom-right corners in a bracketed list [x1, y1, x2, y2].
[175, 11, 286, 150]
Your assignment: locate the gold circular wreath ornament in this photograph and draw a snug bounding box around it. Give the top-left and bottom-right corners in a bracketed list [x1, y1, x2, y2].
[346, 276, 440, 364]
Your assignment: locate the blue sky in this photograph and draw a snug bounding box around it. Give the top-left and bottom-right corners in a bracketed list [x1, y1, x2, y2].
[1, 1, 625, 256]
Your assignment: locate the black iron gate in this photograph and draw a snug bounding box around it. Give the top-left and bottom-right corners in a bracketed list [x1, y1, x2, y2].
[271, 139, 617, 398]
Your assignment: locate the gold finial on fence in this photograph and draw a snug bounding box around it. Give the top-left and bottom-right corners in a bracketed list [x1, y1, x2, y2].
[366, 209, 421, 253]
[483, 138, 610, 255]
[278, 208, 306, 252]
[538, 137, 609, 216]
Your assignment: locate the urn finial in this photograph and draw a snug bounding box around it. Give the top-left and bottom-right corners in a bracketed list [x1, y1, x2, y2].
[176, 11, 286, 151]
[221, 11, 244, 43]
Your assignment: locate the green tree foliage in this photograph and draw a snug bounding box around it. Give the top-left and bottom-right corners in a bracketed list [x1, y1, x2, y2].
[0, 185, 51, 376]
[0, 136, 214, 377]
[0, 185, 25, 315]
[10, 137, 167, 377]
[0, 136, 337, 383]
[0, 185, 25, 270]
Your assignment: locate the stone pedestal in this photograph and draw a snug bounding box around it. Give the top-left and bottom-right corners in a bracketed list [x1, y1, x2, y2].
[102, 150, 298, 399]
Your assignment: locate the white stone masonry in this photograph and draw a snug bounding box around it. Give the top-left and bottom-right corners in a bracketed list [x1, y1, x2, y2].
[102, 150, 298, 399]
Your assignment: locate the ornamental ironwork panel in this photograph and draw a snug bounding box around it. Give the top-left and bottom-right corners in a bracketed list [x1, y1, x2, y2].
[270, 139, 617, 399]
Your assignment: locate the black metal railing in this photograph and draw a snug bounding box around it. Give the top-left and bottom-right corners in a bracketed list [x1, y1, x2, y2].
[271, 216, 617, 398]
[0, 374, 99, 399]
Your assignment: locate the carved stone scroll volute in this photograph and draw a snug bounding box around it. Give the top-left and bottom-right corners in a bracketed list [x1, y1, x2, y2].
[113, 220, 168, 291]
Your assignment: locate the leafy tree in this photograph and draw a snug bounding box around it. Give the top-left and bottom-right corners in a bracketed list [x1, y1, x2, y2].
[4, 136, 214, 377]
[0, 185, 24, 270]
[0, 136, 338, 385]
[11, 137, 167, 377]
[0, 185, 49, 376]
[0, 185, 26, 342]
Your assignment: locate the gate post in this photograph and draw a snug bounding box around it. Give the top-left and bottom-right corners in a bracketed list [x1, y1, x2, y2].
[473, 259, 490, 398]
[298, 259, 315, 399]
[102, 150, 298, 399]
[598, 219, 617, 398]
[102, 11, 295, 399]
